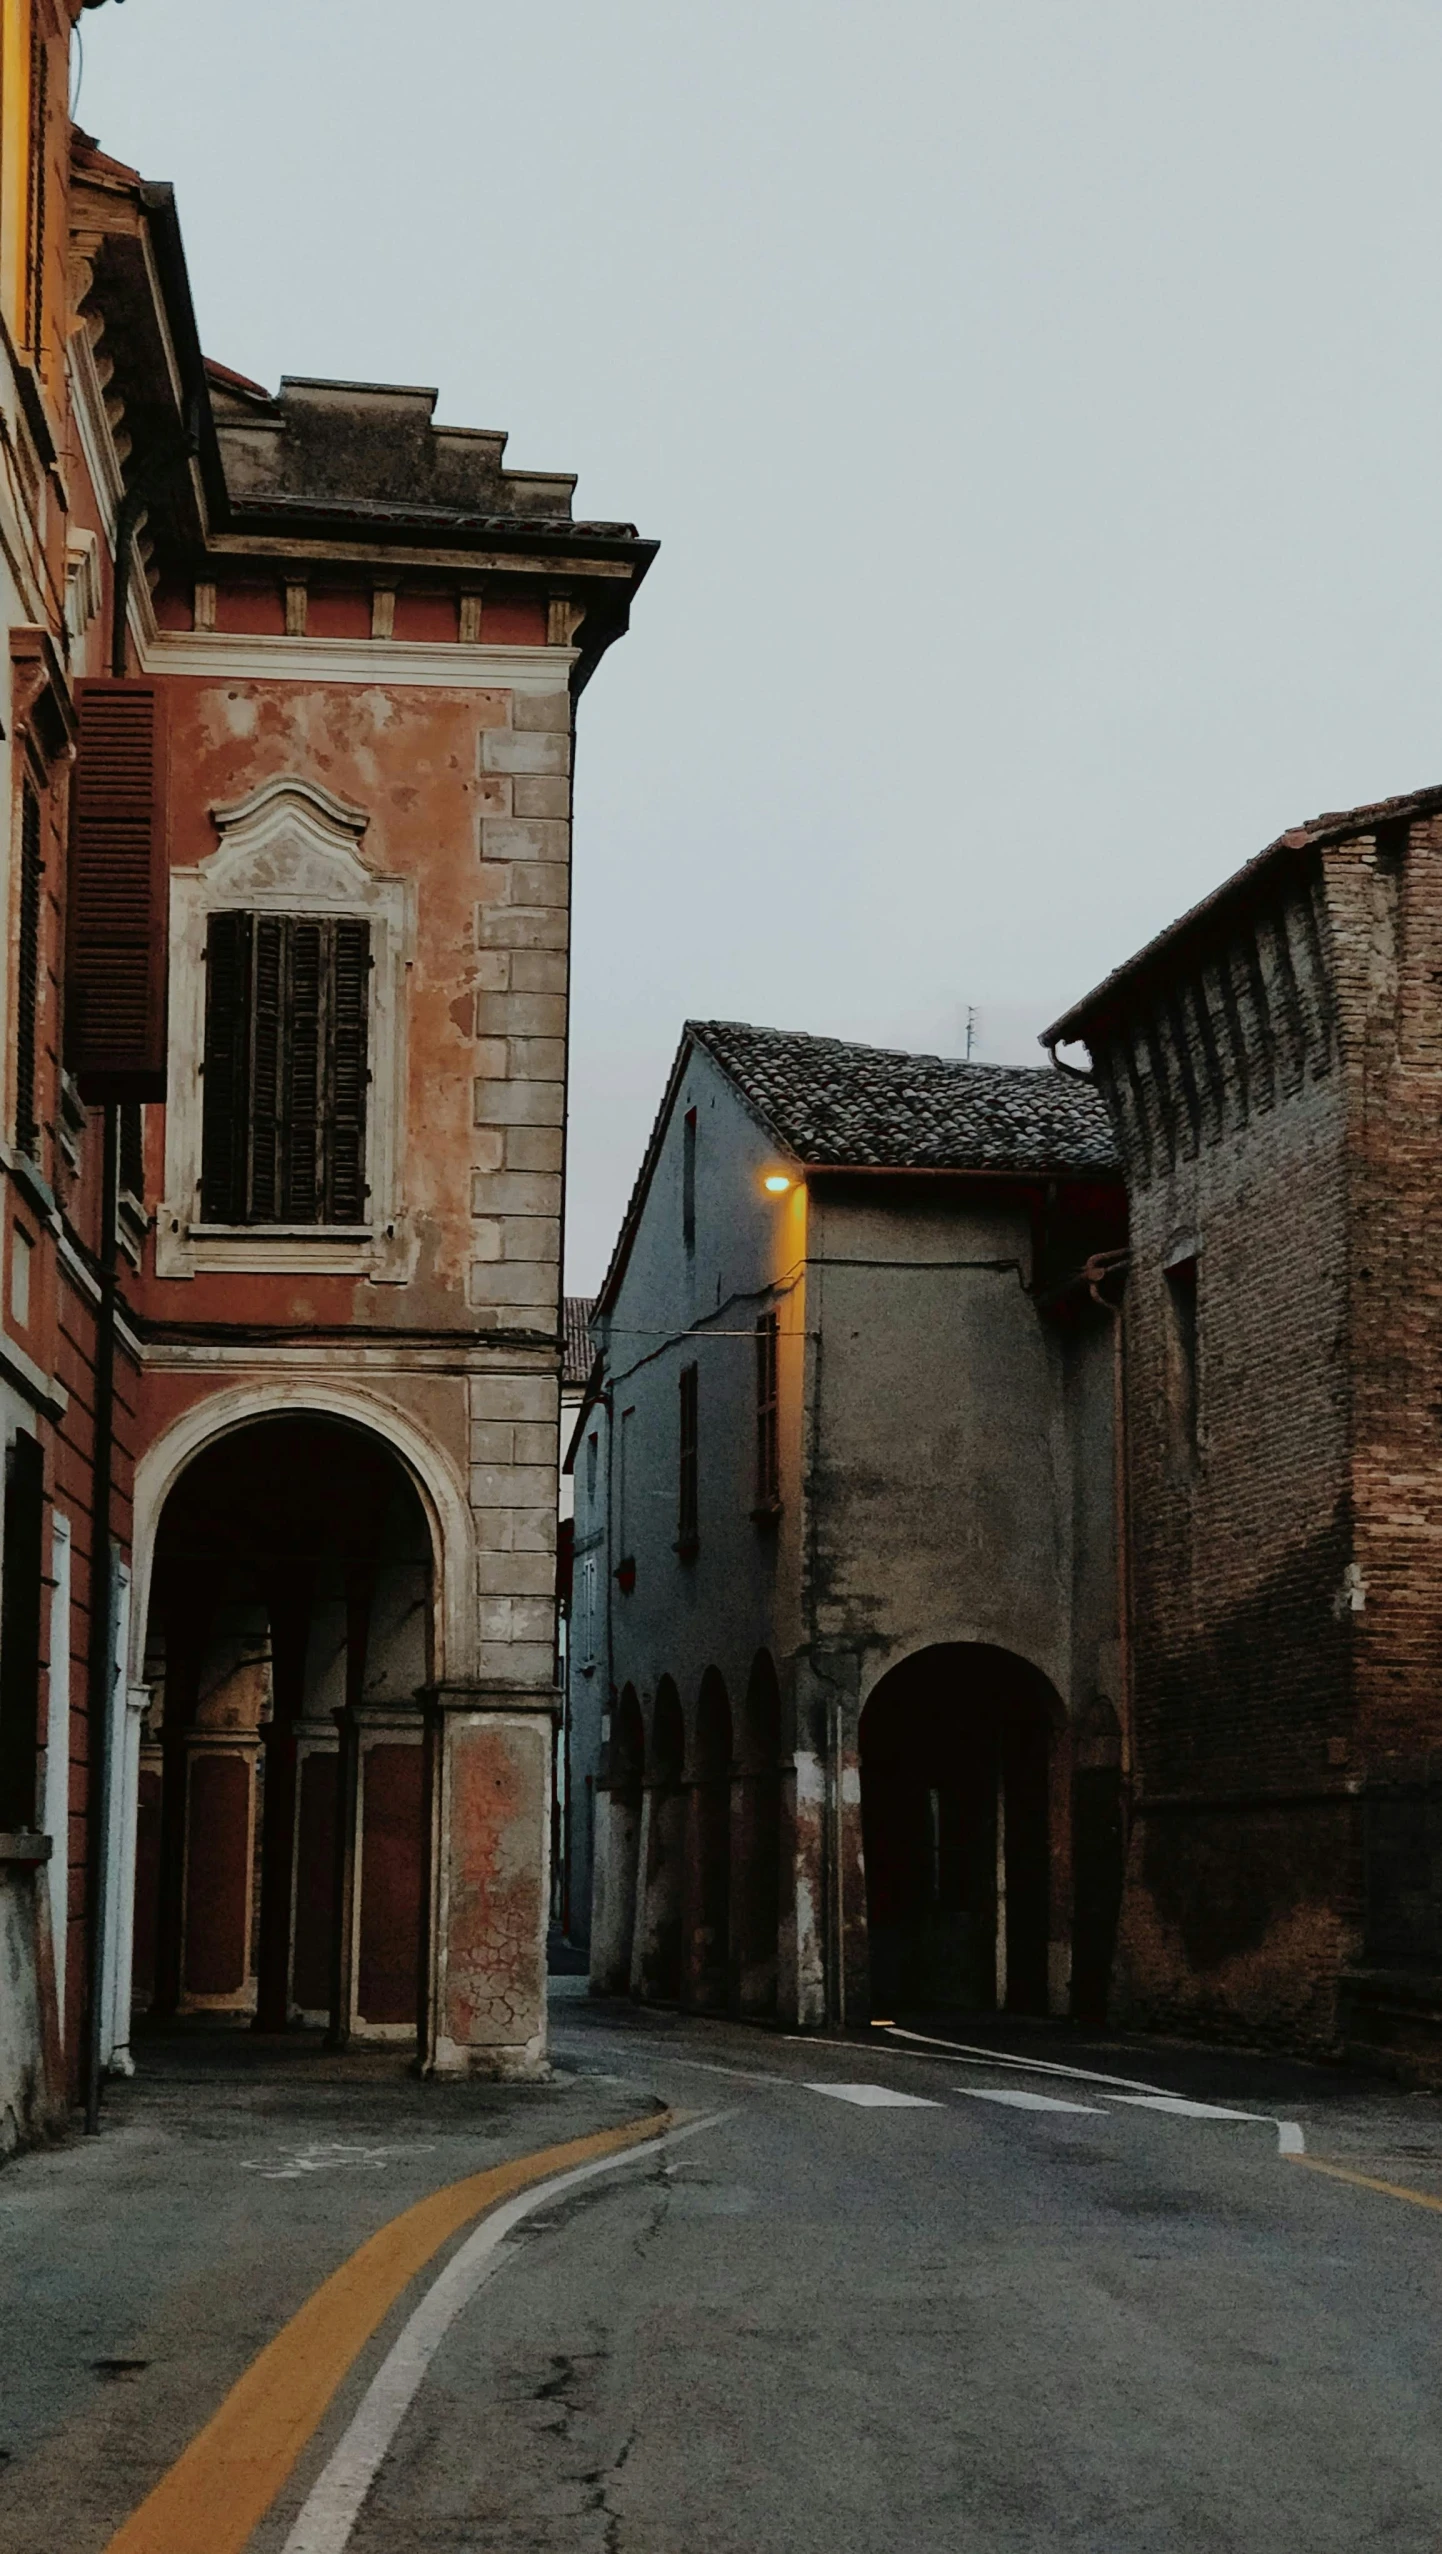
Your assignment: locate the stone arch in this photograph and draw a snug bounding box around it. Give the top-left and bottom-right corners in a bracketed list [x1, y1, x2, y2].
[685, 1668, 733, 2013]
[860, 1642, 1068, 2020]
[734, 1649, 784, 2018]
[129, 1380, 477, 1691]
[135, 1408, 441, 2045]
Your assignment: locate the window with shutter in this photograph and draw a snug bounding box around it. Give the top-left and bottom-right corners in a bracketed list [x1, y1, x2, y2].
[200, 912, 371, 1226]
[66, 681, 168, 1102]
[14, 785, 42, 1162]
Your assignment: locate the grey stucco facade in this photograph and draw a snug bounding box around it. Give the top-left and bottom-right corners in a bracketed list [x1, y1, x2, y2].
[576, 1022, 1128, 2028]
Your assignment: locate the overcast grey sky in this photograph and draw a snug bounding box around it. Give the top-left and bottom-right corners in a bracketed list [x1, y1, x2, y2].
[80, 2, 1442, 1287]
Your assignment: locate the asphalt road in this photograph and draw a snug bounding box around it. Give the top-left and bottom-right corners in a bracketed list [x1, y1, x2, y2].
[6, 1991, 1442, 2551]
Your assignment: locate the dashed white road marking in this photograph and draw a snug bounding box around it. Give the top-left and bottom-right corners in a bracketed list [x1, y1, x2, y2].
[960, 2088, 1102, 2113]
[804, 2083, 940, 2108]
[870, 2027, 1306, 2152]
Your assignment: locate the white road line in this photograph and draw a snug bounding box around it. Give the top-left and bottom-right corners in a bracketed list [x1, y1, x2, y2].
[279, 2112, 726, 2554]
[1108, 2094, 1265, 2122]
[960, 2087, 1102, 2113]
[804, 2082, 940, 2108]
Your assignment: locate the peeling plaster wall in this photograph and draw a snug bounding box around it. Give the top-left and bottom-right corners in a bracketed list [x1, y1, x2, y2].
[807, 1183, 1091, 1708]
[129, 657, 578, 2075]
[0, 1871, 55, 2155]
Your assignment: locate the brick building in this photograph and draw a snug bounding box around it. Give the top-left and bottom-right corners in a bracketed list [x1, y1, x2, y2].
[1047, 785, 1442, 2072]
[0, 11, 654, 2153]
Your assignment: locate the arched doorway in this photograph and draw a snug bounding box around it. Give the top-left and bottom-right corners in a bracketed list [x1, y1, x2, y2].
[734, 1650, 783, 2018]
[634, 1678, 685, 2002]
[685, 1669, 732, 2012]
[136, 1413, 434, 2043]
[860, 1644, 1062, 2018]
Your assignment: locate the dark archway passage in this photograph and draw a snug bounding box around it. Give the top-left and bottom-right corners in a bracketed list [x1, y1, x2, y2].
[860, 1644, 1061, 2018]
[136, 1414, 434, 2043]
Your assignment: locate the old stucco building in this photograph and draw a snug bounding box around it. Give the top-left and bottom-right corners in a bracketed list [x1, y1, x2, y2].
[578, 1021, 1127, 2028]
[0, 43, 654, 2156]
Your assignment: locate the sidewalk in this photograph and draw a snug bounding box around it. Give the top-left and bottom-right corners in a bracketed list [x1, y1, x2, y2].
[0, 2012, 658, 2554]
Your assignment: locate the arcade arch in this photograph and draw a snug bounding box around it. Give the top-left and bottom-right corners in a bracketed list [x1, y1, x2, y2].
[133, 1410, 440, 2044]
[860, 1643, 1065, 2018]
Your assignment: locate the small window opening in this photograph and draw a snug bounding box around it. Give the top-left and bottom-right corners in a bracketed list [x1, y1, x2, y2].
[10, 1227, 32, 1329]
[677, 1363, 699, 1557]
[119, 1103, 144, 1202]
[1164, 1254, 1199, 1463]
[682, 1107, 697, 1257]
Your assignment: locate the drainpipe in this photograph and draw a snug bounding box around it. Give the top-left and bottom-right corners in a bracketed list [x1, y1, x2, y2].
[82, 1101, 119, 2133]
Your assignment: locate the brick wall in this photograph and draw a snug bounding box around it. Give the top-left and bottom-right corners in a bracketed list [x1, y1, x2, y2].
[1088, 850, 1359, 2049]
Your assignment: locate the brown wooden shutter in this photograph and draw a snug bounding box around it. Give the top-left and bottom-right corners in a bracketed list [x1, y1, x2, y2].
[199, 911, 371, 1227]
[286, 918, 324, 1221]
[15, 786, 42, 1161]
[200, 911, 251, 1221]
[328, 919, 370, 1223]
[248, 915, 284, 1219]
[67, 679, 168, 1101]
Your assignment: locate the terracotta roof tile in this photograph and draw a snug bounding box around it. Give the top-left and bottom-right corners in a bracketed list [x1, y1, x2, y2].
[688, 1020, 1116, 1174]
[562, 1295, 596, 1387]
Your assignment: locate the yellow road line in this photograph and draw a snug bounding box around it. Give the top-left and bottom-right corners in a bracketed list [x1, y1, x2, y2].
[105, 2107, 677, 2554]
[1286, 2152, 1442, 2214]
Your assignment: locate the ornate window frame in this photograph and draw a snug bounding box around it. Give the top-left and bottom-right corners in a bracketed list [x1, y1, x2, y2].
[157, 777, 415, 1280]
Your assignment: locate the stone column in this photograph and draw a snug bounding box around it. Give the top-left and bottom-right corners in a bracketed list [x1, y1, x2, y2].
[421, 1684, 551, 2079]
[590, 1772, 641, 1994]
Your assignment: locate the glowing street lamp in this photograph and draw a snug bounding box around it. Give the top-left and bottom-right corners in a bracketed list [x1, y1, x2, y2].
[763, 1173, 793, 1194]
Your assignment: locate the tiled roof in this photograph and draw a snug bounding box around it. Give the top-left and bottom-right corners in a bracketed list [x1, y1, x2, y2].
[687, 1020, 1116, 1174]
[562, 1295, 596, 1387]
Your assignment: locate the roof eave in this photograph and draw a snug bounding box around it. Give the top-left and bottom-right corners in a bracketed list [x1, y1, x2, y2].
[1045, 778, 1442, 1050]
